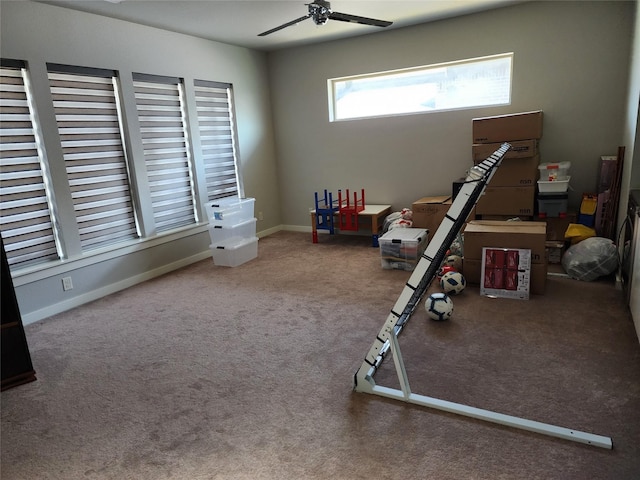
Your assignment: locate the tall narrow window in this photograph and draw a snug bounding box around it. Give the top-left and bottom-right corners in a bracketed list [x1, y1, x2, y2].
[48, 64, 139, 251]
[133, 74, 195, 232]
[194, 80, 241, 200]
[0, 59, 60, 269]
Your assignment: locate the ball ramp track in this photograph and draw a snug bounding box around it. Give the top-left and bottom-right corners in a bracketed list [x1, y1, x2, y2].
[352, 143, 612, 449]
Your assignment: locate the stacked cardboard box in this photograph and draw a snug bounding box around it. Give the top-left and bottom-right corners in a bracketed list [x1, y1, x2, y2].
[471, 111, 543, 218]
[463, 220, 547, 295]
[411, 196, 452, 238]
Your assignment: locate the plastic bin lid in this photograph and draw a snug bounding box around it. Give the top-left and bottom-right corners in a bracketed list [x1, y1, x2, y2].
[380, 228, 427, 242]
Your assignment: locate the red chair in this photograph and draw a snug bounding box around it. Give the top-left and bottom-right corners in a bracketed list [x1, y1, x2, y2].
[338, 189, 365, 231]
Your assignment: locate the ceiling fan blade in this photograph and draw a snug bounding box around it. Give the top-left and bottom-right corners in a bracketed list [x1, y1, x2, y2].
[329, 11, 392, 28]
[258, 15, 312, 36]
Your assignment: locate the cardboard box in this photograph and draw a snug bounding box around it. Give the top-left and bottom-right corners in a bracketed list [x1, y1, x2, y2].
[463, 220, 547, 264]
[463, 258, 547, 295]
[411, 196, 452, 236]
[472, 139, 538, 161]
[475, 186, 535, 216]
[478, 154, 539, 187]
[475, 215, 532, 221]
[472, 110, 543, 144]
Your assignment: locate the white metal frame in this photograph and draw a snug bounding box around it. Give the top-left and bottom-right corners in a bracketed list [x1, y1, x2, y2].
[353, 144, 613, 450]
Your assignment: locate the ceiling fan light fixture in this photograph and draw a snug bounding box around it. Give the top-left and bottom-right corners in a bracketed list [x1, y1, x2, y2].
[309, 2, 331, 25]
[258, 1, 392, 37]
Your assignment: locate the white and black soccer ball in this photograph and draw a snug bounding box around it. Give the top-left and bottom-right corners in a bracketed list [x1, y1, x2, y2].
[425, 292, 454, 321]
[440, 271, 466, 295]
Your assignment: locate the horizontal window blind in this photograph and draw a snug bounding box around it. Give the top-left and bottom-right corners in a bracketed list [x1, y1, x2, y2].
[48, 66, 139, 250]
[194, 80, 239, 200]
[0, 62, 60, 268]
[133, 75, 195, 232]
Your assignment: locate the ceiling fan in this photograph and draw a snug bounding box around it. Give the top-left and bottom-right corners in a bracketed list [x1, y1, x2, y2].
[258, 1, 393, 37]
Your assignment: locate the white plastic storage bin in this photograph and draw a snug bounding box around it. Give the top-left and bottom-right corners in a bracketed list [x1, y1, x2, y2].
[537, 176, 570, 193]
[208, 217, 257, 245]
[206, 197, 255, 227]
[210, 236, 258, 267]
[379, 228, 428, 271]
[538, 162, 571, 181]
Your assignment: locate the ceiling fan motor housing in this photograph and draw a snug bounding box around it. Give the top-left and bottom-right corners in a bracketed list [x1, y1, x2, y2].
[309, 1, 332, 25]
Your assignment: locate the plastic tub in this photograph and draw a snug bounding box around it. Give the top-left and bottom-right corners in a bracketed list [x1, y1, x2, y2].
[206, 197, 255, 227]
[537, 193, 568, 218]
[537, 176, 570, 193]
[538, 162, 571, 181]
[210, 236, 258, 267]
[209, 217, 256, 245]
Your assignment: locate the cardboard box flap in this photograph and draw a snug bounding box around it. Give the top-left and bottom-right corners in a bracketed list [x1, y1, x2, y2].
[465, 220, 546, 233]
[413, 196, 452, 205]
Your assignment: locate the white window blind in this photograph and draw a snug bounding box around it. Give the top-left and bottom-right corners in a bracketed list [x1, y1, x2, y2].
[194, 80, 240, 200]
[0, 60, 60, 269]
[133, 74, 195, 232]
[48, 64, 139, 251]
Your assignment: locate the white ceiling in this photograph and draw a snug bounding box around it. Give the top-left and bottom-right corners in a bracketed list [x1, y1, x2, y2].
[34, 0, 526, 51]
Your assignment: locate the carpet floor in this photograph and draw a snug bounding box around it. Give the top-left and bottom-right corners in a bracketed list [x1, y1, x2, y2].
[2, 231, 640, 479]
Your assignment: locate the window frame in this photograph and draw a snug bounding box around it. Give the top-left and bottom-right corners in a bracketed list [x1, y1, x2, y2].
[328, 52, 513, 122]
[47, 63, 140, 252]
[0, 59, 61, 269]
[132, 72, 197, 234]
[193, 79, 243, 201]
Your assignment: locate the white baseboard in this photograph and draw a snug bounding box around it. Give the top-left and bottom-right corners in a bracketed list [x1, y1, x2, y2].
[21, 251, 212, 326]
[22, 225, 321, 326]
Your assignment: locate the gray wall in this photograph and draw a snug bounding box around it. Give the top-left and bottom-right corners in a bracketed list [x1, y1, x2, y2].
[1, 1, 281, 323]
[268, 1, 635, 227]
[1, 0, 638, 324]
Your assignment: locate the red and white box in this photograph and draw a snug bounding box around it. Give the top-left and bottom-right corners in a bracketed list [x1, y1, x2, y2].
[480, 247, 531, 300]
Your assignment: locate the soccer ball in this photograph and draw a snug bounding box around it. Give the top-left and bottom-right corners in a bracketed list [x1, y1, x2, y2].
[440, 271, 466, 295]
[444, 254, 463, 271]
[425, 292, 454, 321]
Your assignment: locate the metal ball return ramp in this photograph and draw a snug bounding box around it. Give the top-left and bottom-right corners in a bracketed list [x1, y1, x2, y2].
[353, 143, 612, 450]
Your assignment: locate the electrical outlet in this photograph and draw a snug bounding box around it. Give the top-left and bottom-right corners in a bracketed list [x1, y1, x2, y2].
[62, 276, 73, 291]
[258, 211, 264, 221]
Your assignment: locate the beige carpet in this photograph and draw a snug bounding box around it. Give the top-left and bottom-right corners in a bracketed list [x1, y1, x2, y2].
[2, 231, 640, 479]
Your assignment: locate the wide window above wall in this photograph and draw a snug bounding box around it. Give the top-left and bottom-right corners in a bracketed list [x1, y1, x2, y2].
[328, 53, 513, 121]
[194, 80, 243, 201]
[133, 73, 196, 233]
[0, 59, 60, 269]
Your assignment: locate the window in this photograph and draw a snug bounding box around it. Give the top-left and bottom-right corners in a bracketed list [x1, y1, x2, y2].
[133, 74, 196, 232]
[1, 60, 244, 274]
[48, 64, 139, 251]
[194, 80, 242, 200]
[328, 53, 513, 121]
[0, 60, 60, 269]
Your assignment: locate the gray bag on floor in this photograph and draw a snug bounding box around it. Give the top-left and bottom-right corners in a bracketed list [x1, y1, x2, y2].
[561, 237, 618, 281]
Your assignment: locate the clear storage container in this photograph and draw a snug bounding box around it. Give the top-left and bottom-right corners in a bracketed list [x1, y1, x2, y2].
[537, 177, 570, 193]
[209, 217, 257, 245]
[206, 197, 255, 227]
[210, 236, 258, 267]
[538, 162, 571, 181]
[379, 228, 428, 271]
